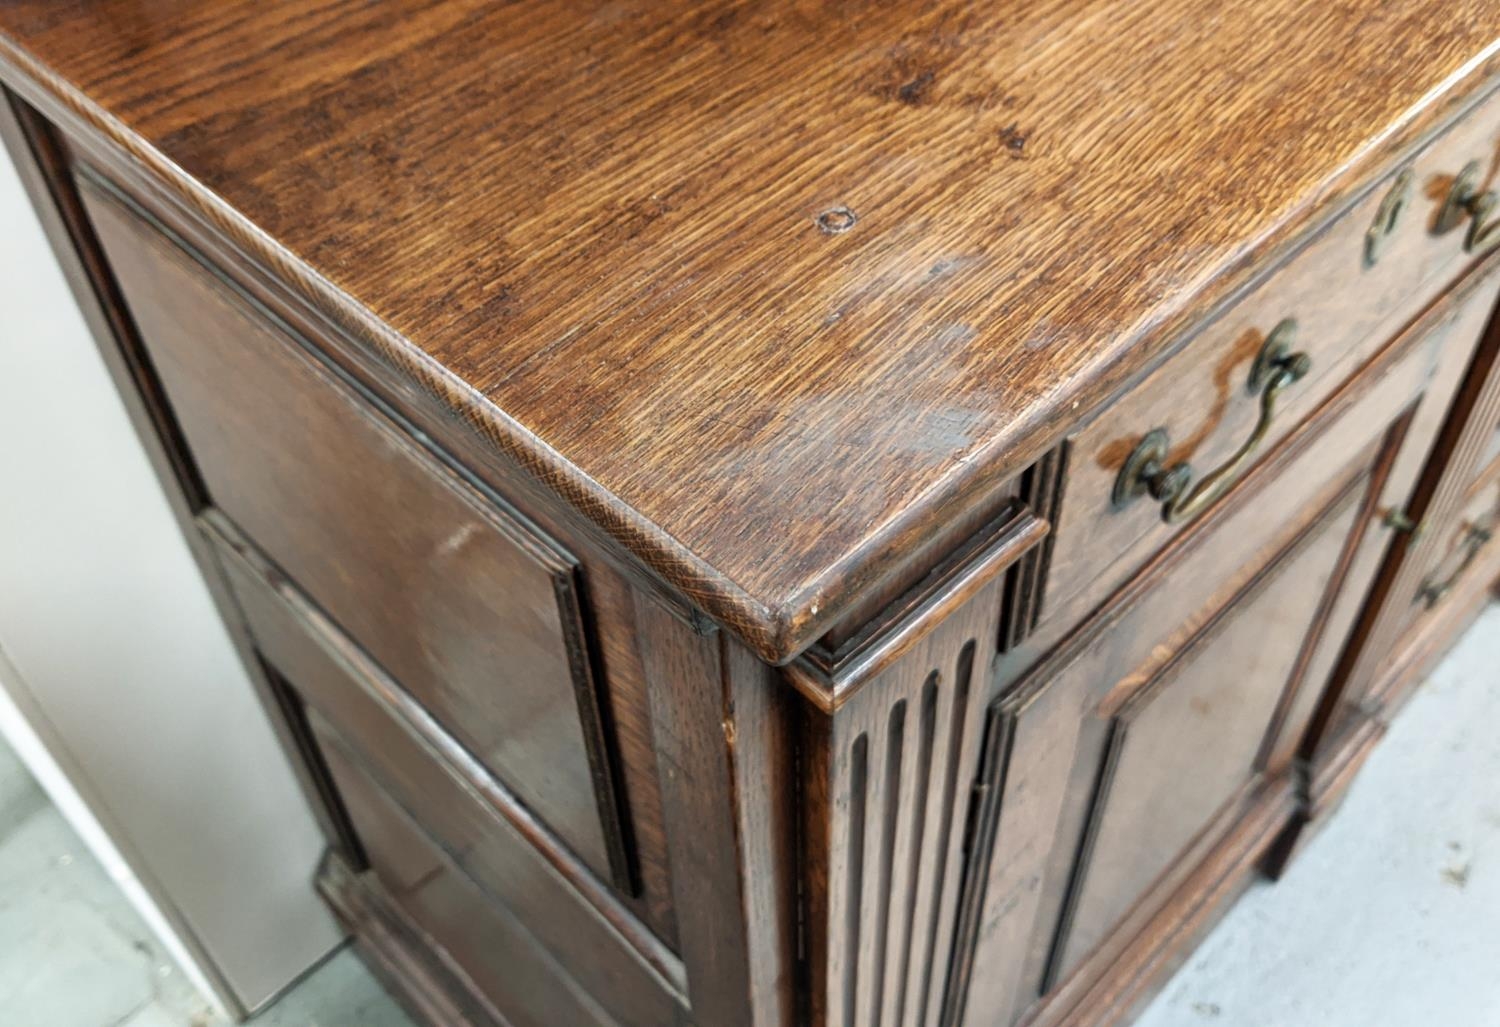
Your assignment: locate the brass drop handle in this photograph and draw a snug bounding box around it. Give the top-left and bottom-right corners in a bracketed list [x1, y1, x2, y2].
[1113, 320, 1312, 525]
[1417, 523, 1493, 609]
[1436, 161, 1500, 254]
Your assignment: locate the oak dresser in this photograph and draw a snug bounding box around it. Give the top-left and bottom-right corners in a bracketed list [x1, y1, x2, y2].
[4, 3, 1500, 1025]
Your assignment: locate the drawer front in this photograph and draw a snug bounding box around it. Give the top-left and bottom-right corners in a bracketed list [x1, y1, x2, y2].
[947, 267, 1494, 1027]
[211, 525, 686, 1027]
[76, 172, 628, 884]
[1045, 84, 1500, 637]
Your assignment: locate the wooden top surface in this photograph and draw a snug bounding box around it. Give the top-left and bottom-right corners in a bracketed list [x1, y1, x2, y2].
[3, 1, 1500, 662]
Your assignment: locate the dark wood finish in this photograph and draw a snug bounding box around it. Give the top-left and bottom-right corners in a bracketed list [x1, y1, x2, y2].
[1283, 256, 1500, 854]
[1326, 278, 1500, 723]
[1259, 253, 1500, 774]
[3, 1, 1500, 662]
[1054, 485, 1363, 980]
[1280, 470, 1500, 881]
[0, 88, 339, 1021]
[319, 854, 505, 1027]
[206, 514, 689, 1021]
[315, 735, 620, 1027]
[1001, 444, 1073, 651]
[947, 262, 1499, 1027]
[800, 575, 1001, 1027]
[7, 7, 1500, 1027]
[1268, 508, 1500, 880]
[1050, 781, 1300, 1027]
[788, 506, 1048, 711]
[25, 95, 688, 944]
[79, 171, 632, 888]
[635, 600, 797, 1027]
[1045, 80, 1500, 644]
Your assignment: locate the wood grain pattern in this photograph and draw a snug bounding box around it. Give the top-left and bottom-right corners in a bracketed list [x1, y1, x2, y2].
[946, 269, 1490, 1027]
[1302, 254, 1500, 768]
[1044, 79, 1500, 641]
[1052, 485, 1361, 981]
[1047, 779, 1299, 1027]
[58, 142, 683, 933]
[10, 6, 1500, 1027]
[1270, 485, 1500, 879]
[787, 505, 1046, 711]
[1261, 253, 1500, 775]
[1001, 444, 1071, 651]
[3, 1, 1499, 661]
[319, 853, 507, 1027]
[315, 731, 621, 1027]
[636, 600, 797, 1027]
[0, 87, 369, 1018]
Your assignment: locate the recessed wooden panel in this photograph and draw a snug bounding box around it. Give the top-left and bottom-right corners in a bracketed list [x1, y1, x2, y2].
[4, 0, 1500, 664]
[76, 172, 630, 886]
[313, 721, 619, 1027]
[208, 520, 686, 1025]
[7, 7, 1500, 1027]
[1053, 487, 1359, 978]
[1303, 256, 1500, 765]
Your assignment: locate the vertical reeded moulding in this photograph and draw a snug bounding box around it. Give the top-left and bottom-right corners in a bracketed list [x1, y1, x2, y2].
[788, 504, 1044, 1027]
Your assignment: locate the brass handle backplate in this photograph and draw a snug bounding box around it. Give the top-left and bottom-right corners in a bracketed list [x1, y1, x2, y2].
[1417, 523, 1493, 609]
[1436, 160, 1500, 254]
[1113, 319, 1312, 525]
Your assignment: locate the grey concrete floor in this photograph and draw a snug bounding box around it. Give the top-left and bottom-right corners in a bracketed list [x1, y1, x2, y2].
[0, 604, 1497, 1025]
[0, 759, 410, 1026]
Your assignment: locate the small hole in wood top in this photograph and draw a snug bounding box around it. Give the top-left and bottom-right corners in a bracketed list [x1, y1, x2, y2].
[816, 206, 858, 234]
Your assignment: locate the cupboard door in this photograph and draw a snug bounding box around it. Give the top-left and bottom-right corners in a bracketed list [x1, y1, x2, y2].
[946, 256, 1500, 1027]
[949, 466, 1370, 1027]
[1412, 478, 1500, 612]
[1052, 489, 1357, 977]
[1326, 278, 1500, 728]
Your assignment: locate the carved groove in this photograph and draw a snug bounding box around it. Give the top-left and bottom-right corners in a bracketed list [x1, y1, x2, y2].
[1042, 719, 1127, 993]
[1002, 443, 1070, 651]
[845, 733, 869, 1027]
[797, 538, 1013, 1027]
[913, 640, 976, 1025]
[828, 632, 981, 1027]
[893, 677, 940, 1022]
[938, 702, 1018, 1027]
[872, 701, 906, 1027]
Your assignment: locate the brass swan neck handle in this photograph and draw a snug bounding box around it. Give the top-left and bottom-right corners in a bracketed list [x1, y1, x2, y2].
[1418, 524, 1494, 609]
[1437, 160, 1500, 255]
[1113, 319, 1312, 526]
